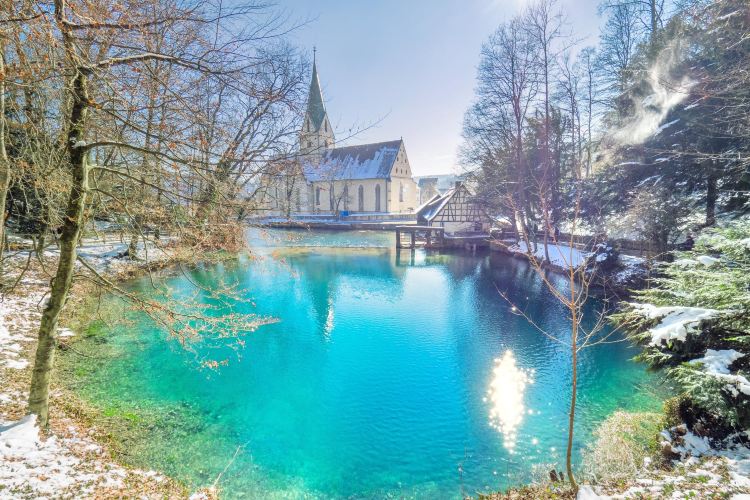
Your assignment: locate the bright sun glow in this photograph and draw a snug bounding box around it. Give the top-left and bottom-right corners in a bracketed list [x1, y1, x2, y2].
[487, 351, 533, 452]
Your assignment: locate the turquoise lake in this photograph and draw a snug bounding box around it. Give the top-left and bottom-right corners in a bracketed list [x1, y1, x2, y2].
[67, 229, 664, 498]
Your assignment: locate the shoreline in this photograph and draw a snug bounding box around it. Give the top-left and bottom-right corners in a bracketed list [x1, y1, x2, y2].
[0, 238, 221, 498]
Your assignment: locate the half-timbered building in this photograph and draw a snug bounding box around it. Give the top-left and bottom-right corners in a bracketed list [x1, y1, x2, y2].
[416, 182, 491, 235]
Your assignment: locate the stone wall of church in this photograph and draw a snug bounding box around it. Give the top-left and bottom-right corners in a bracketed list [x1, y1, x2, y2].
[300, 114, 335, 158]
[386, 143, 418, 213]
[257, 173, 310, 216]
[387, 177, 418, 213]
[310, 178, 388, 213]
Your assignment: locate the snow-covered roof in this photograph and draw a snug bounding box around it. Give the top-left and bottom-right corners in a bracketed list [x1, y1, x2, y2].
[302, 140, 402, 182]
[417, 186, 458, 222]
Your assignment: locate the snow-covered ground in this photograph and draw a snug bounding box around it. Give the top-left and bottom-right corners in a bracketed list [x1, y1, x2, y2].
[0, 241, 184, 498]
[578, 425, 750, 499]
[506, 240, 591, 269]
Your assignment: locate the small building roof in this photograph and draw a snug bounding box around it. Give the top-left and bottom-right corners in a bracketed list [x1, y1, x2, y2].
[302, 139, 403, 182]
[417, 186, 459, 223]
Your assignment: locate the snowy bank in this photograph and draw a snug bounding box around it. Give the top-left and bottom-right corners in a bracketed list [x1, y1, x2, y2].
[577, 425, 750, 499]
[0, 241, 189, 498]
[507, 241, 590, 269]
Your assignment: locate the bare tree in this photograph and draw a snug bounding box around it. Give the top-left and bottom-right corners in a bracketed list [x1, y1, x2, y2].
[600, 0, 666, 51]
[6, 0, 304, 427]
[462, 15, 538, 241]
[597, 1, 642, 107]
[525, 0, 567, 262]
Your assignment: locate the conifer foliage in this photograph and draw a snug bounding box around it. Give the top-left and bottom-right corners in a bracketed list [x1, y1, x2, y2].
[615, 221, 750, 434]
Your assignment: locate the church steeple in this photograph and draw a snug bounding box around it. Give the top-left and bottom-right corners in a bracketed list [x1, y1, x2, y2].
[300, 48, 335, 157]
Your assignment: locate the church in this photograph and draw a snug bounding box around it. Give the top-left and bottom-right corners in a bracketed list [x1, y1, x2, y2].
[260, 56, 419, 217]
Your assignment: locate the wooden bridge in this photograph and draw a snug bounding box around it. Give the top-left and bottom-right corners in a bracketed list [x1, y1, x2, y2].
[395, 225, 445, 249]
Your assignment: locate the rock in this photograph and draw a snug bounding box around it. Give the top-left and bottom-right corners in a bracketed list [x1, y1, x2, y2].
[661, 440, 680, 460]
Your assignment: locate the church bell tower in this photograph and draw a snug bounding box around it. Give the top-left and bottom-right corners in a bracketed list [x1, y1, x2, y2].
[300, 49, 335, 158]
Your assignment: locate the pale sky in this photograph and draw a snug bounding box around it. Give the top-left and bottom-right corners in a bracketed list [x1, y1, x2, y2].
[278, 0, 603, 176]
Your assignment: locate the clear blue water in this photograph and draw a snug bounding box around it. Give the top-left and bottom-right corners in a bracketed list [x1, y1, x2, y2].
[66, 229, 663, 498]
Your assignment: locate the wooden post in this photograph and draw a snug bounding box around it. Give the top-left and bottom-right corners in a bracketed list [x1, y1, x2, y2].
[426, 230, 431, 248]
[410, 230, 415, 249]
[396, 229, 401, 249]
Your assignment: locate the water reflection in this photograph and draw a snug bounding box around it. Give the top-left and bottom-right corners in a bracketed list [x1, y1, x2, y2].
[487, 351, 534, 452]
[323, 293, 335, 340]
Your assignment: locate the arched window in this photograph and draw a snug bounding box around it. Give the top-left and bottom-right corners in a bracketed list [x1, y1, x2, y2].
[315, 187, 321, 205]
[295, 189, 301, 212]
[399, 182, 404, 202]
[342, 185, 349, 210]
[358, 185, 364, 211]
[375, 184, 381, 212]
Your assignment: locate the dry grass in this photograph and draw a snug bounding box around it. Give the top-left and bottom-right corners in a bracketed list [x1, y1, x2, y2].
[477, 484, 576, 499]
[580, 411, 665, 486]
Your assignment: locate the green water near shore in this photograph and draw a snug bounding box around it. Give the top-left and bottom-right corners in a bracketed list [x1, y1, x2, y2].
[61, 229, 666, 498]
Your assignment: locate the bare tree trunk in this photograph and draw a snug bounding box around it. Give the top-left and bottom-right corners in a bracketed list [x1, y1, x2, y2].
[567, 268, 579, 490]
[567, 332, 579, 489]
[28, 61, 90, 426]
[0, 44, 11, 264]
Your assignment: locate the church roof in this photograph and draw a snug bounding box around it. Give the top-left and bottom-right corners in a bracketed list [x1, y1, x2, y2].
[306, 60, 327, 131]
[302, 140, 403, 182]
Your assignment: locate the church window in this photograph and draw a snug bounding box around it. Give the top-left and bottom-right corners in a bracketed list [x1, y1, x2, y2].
[399, 182, 404, 202]
[358, 185, 364, 211]
[307, 140, 311, 148]
[343, 185, 349, 210]
[375, 184, 381, 212]
[315, 187, 321, 205]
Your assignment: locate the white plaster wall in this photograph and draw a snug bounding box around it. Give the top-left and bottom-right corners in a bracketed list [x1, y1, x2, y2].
[310, 178, 389, 213]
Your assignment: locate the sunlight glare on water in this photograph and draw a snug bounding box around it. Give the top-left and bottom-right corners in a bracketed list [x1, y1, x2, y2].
[487, 351, 533, 453]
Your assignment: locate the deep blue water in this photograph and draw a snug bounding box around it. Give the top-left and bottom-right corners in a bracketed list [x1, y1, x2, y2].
[67, 229, 663, 498]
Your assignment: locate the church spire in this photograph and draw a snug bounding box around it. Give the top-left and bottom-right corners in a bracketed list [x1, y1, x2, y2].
[300, 49, 335, 156]
[306, 49, 327, 132]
